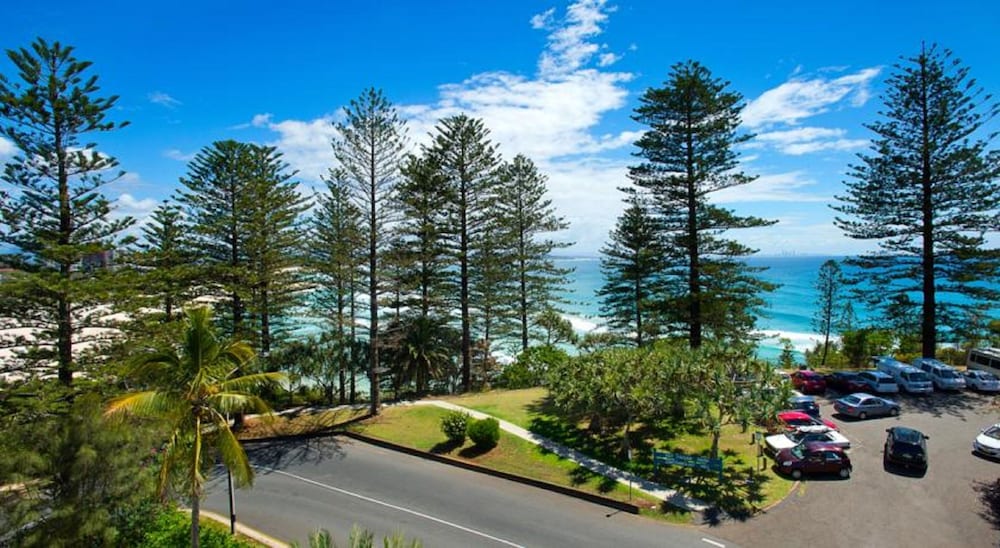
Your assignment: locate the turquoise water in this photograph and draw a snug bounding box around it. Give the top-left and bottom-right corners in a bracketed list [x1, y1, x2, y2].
[554, 255, 855, 362]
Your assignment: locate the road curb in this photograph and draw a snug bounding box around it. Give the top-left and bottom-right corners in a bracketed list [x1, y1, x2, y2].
[194, 508, 289, 547]
[338, 430, 641, 515]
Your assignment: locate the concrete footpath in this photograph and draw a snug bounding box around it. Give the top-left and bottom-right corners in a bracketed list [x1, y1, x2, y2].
[406, 400, 709, 511]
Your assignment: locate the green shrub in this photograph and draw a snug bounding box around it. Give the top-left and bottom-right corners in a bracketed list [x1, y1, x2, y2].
[466, 417, 500, 449]
[141, 509, 257, 547]
[440, 411, 469, 443]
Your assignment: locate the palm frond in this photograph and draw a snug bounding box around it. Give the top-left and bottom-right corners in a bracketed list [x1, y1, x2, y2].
[221, 371, 288, 393]
[104, 391, 182, 419]
[216, 427, 253, 488]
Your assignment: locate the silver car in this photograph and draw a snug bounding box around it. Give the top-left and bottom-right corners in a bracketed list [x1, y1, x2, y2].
[833, 392, 900, 420]
[964, 370, 1000, 392]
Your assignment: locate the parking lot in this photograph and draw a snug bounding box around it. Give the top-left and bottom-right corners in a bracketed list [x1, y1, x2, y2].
[711, 388, 1000, 547]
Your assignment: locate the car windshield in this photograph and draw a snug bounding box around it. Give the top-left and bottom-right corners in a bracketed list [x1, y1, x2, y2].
[789, 445, 806, 459]
[908, 372, 930, 382]
[894, 429, 924, 443]
[984, 373, 998, 381]
[940, 369, 959, 378]
[878, 378, 895, 385]
[841, 395, 860, 405]
[984, 426, 1000, 440]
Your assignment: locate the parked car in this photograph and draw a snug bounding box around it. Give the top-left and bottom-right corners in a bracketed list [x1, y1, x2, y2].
[776, 410, 839, 432]
[765, 425, 851, 454]
[858, 370, 900, 394]
[884, 426, 929, 471]
[824, 371, 868, 393]
[834, 393, 901, 420]
[964, 370, 1000, 392]
[911, 357, 966, 390]
[791, 370, 827, 394]
[774, 441, 852, 479]
[973, 424, 1000, 459]
[787, 395, 820, 417]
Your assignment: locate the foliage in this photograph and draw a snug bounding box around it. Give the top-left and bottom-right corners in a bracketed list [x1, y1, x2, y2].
[493, 154, 573, 351]
[777, 338, 797, 369]
[534, 308, 577, 347]
[333, 88, 409, 414]
[439, 410, 470, 443]
[833, 44, 1000, 358]
[628, 60, 776, 348]
[466, 417, 501, 449]
[104, 306, 286, 548]
[0, 38, 135, 385]
[425, 114, 501, 392]
[597, 190, 668, 347]
[497, 344, 570, 389]
[0, 391, 159, 547]
[291, 526, 422, 548]
[140, 509, 257, 548]
[840, 328, 896, 367]
[812, 259, 845, 366]
[383, 313, 459, 395]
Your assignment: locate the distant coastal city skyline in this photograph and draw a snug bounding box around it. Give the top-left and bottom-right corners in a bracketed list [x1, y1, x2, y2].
[2, 0, 997, 256]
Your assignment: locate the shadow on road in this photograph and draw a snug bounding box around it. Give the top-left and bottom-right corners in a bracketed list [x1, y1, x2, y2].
[243, 434, 349, 473]
[821, 389, 996, 422]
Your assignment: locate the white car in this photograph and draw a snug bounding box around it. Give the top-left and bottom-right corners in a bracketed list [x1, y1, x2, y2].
[964, 370, 1000, 392]
[765, 425, 851, 454]
[973, 424, 1000, 459]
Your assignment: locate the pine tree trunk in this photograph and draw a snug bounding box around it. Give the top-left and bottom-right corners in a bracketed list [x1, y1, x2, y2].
[191, 494, 200, 548]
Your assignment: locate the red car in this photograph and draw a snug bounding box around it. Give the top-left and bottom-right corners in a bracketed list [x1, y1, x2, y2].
[791, 370, 827, 394]
[777, 410, 838, 432]
[824, 371, 868, 393]
[775, 441, 852, 479]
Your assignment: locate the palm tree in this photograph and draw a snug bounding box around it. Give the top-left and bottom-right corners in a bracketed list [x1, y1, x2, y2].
[105, 306, 286, 548]
[386, 314, 459, 395]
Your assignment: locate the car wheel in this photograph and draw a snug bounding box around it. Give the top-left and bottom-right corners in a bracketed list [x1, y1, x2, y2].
[839, 467, 850, 478]
[791, 469, 802, 480]
[889, 407, 899, 417]
[859, 412, 868, 420]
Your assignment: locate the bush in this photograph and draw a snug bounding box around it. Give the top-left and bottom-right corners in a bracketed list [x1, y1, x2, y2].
[497, 345, 570, 388]
[466, 417, 500, 449]
[439, 411, 469, 443]
[142, 510, 257, 548]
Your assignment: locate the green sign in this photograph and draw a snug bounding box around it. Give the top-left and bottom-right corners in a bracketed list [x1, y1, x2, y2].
[652, 450, 723, 479]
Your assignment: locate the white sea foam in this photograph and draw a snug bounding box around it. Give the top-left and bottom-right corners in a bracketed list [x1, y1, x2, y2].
[562, 313, 606, 334]
[757, 329, 840, 354]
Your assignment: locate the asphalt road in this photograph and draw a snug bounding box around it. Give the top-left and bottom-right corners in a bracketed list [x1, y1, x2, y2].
[707, 389, 1000, 547]
[204, 436, 736, 548]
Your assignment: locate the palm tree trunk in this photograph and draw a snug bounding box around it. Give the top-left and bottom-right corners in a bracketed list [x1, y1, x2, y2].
[191, 493, 200, 548]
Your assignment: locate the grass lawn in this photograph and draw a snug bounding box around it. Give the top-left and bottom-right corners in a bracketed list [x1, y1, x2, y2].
[349, 404, 680, 522]
[442, 388, 795, 517]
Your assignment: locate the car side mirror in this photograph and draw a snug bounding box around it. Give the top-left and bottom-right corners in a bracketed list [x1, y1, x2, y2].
[924, 435, 929, 440]
[885, 428, 891, 433]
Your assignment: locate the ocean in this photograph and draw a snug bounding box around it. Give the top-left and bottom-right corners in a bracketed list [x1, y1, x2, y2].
[553, 255, 854, 362]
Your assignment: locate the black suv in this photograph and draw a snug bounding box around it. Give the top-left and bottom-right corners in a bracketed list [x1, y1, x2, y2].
[884, 426, 929, 471]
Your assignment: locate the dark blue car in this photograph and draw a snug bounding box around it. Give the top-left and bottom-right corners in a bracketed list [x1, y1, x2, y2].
[788, 395, 820, 417]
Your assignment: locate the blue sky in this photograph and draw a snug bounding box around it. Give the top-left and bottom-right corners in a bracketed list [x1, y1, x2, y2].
[3, 0, 998, 256]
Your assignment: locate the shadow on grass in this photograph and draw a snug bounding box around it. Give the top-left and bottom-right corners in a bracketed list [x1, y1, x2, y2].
[653, 461, 769, 523]
[458, 444, 496, 459]
[430, 439, 464, 454]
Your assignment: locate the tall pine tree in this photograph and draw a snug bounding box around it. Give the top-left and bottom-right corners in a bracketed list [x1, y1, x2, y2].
[332, 88, 407, 414]
[834, 45, 1000, 358]
[494, 154, 573, 351]
[812, 259, 844, 366]
[426, 114, 501, 392]
[629, 60, 776, 348]
[0, 39, 134, 385]
[597, 190, 668, 347]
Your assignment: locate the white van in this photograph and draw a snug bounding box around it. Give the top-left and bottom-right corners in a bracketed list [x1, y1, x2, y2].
[875, 357, 933, 394]
[911, 357, 966, 391]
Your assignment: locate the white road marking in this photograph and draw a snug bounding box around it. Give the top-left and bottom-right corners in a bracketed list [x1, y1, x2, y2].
[701, 538, 726, 547]
[260, 467, 525, 548]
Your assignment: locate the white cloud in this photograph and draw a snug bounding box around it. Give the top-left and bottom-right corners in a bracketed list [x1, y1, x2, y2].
[713, 171, 829, 204]
[530, 8, 555, 29]
[540, 157, 630, 254]
[260, 116, 340, 181]
[755, 126, 869, 155]
[737, 216, 872, 256]
[743, 67, 881, 128]
[251, 113, 273, 127]
[598, 52, 620, 67]
[258, 0, 633, 184]
[0, 136, 14, 161]
[148, 91, 181, 108]
[164, 149, 195, 162]
[113, 192, 159, 220]
[537, 0, 615, 78]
